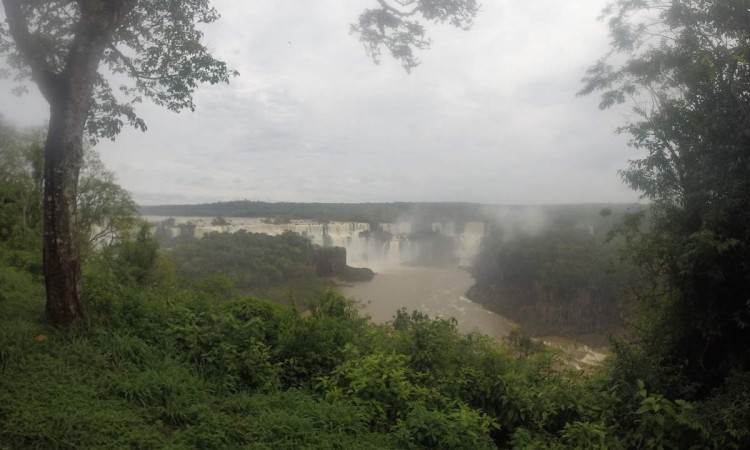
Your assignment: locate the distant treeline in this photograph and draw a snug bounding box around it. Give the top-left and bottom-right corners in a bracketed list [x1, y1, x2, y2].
[141, 200, 635, 225]
[141, 201, 485, 224]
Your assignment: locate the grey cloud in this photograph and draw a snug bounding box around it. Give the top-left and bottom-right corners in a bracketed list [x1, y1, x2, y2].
[1, 0, 639, 206]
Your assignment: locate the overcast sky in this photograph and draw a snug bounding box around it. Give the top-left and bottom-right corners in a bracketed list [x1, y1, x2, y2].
[0, 0, 641, 206]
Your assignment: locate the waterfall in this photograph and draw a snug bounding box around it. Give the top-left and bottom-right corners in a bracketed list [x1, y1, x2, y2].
[145, 216, 487, 269]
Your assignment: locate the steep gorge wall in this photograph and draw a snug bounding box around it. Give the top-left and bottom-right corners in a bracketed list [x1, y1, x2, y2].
[466, 228, 636, 337]
[466, 282, 629, 336]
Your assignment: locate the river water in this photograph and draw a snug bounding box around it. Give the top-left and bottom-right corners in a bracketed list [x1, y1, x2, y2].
[340, 265, 517, 339]
[339, 265, 610, 369]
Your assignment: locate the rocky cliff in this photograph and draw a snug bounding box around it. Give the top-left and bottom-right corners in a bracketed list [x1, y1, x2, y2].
[313, 246, 375, 282]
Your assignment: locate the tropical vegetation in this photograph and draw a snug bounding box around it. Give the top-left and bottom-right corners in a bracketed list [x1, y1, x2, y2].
[1, 0, 750, 448]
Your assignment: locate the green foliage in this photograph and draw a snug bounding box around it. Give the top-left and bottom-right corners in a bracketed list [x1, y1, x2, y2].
[0, 318, 46, 373]
[0, 119, 138, 268]
[697, 372, 750, 449]
[559, 421, 613, 449]
[0, 263, 44, 315]
[583, 0, 750, 393]
[195, 273, 237, 299]
[216, 391, 398, 449]
[352, 0, 479, 73]
[168, 230, 330, 307]
[275, 293, 366, 388]
[0, 119, 43, 255]
[627, 380, 705, 449]
[471, 206, 638, 335]
[107, 356, 209, 426]
[3, 248, 750, 448]
[320, 336, 498, 449]
[104, 223, 160, 285]
[0, 355, 166, 449]
[394, 404, 497, 450]
[2, 179, 748, 448]
[0, 0, 235, 139]
[311, 290, 360, 321]
[322, 351, 434, 429]
[168, 302, 281, 391]
[77, 147, 139, 253]
[391, 309, 466, 379]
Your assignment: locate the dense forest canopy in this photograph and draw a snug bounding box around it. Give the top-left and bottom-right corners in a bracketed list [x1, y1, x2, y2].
[470, 207, 640, 336]
[167, 230, 331, 307]
[142, 201, 488, 225]
[0, 117, 136, 263]
[582, 0, 750, 394]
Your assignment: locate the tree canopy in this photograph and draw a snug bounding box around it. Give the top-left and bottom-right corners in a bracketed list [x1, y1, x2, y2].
[582, 0, 750, 392]
[0, 0, 235, 139]
[0, 117, 136, 257]
[352, 0, 480, 72]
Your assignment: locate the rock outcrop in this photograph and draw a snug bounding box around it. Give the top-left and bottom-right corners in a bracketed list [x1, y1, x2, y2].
[314, 246, 375, 282]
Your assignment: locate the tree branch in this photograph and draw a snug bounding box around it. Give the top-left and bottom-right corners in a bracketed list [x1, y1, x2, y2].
[375, 0, 419, 17]
[107, 43, 163, 81]
[1, 0, 61, 101]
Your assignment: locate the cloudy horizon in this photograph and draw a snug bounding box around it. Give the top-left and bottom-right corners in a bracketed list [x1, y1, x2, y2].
[0, 0, 642, 206]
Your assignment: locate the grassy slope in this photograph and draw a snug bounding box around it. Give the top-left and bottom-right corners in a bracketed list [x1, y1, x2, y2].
[0, 267, 399, 449]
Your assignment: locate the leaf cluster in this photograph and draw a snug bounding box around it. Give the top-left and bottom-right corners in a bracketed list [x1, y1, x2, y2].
[351, 0, 480, 72]
[0, 0, 236, 140]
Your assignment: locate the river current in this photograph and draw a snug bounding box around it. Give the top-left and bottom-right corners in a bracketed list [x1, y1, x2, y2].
[339, 265, 517, 339]
[340, 265, 609, 369]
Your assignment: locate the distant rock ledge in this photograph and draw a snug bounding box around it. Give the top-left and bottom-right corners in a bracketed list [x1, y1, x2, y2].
[313, 246, 375, 282]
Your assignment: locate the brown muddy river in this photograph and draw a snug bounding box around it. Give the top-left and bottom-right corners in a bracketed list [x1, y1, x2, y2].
[339, 265, 610, 369]
[339, 265, 517, 338]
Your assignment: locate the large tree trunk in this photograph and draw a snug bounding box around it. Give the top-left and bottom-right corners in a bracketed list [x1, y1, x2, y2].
[3, 0, 136, 327]
[43, 99, 87, 327]
[41, 9, 123, 327]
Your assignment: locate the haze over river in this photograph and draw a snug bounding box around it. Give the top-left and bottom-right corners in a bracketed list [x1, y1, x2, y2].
[146, 215, 609, 367]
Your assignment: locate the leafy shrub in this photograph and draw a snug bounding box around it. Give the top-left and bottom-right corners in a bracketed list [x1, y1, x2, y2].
[394, 404, 497, 450]
[697, 371, 750, 449]
[321, 351, 441, 430]
[168, 303, 281, 391]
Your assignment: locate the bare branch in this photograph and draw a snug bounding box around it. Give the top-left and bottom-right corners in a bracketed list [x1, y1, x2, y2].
[376, 0, 419, 17]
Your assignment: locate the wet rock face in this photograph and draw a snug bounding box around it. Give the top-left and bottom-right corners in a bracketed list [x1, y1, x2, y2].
[314, 246, 347, 277]
[313, 246, 375, 282]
